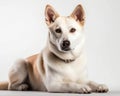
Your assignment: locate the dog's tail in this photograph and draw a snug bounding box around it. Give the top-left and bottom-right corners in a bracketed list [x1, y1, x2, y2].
[0, 81, 8, 90]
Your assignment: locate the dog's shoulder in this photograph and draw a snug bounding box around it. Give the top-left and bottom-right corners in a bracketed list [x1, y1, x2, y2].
[26, 54, 39, 65]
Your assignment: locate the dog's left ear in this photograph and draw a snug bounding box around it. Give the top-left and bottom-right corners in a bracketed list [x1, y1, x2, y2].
[45, 5, 59, 25]
[70, 4, 85, 25]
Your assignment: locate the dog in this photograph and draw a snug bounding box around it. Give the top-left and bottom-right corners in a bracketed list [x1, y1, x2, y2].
[0, 4, 108, 93]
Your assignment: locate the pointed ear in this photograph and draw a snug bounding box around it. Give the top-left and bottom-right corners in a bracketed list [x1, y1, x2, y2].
[45, 5, 59, 25]
[70, 4, 85, 25]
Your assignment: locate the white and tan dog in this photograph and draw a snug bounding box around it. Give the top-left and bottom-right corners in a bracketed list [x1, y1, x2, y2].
[0, 4, 108, 93]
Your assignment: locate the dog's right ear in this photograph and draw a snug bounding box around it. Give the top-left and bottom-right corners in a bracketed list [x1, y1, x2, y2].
[45, 5, 59, 25]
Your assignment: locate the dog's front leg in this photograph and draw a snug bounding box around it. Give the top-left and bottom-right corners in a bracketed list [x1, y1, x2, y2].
[46, 82, 92, 93]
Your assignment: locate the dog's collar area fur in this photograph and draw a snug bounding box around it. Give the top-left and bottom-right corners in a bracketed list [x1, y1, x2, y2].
[52, 52, 75, 63]
[63, 59, 75, 63]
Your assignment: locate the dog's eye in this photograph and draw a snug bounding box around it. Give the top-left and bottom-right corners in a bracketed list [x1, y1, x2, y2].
[70, 28, 76, 33]
[55, 28, 62, 33]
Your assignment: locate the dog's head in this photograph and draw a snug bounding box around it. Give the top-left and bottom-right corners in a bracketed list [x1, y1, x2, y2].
[45, 4, 85, 52]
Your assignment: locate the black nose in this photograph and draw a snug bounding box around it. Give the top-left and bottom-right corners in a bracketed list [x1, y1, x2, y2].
[61, 40, 70, 51]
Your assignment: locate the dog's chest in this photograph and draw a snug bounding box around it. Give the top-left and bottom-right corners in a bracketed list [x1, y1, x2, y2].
[59, 64, 84, 81]
[46, 56, 88, 83]
[43, 49, 88, 83]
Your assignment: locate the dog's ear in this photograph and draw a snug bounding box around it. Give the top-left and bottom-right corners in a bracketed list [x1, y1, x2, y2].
[70, 4, 85, 25]
[45, 5, 59, 25]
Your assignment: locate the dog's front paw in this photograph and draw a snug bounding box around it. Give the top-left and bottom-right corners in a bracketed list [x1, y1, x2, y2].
[95, 84, 109, 93]
[79, 85, 92, 94]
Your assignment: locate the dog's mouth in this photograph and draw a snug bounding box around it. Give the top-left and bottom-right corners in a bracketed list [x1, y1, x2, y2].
[61, 47, 71, 51]
[60, 44, 71, 52]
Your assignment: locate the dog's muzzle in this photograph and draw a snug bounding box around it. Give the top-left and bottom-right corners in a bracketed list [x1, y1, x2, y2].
[61, 40, 70, 51]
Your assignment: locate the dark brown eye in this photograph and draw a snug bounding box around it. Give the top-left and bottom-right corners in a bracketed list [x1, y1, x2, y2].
[70, 28, 76, 33]
[55, 28, 62, 33]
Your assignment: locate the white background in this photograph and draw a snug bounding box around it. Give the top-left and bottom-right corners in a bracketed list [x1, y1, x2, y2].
[0, 0, 120, 91]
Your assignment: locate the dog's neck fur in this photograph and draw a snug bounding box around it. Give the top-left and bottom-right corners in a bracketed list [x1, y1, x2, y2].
[51, 51, 75, 63]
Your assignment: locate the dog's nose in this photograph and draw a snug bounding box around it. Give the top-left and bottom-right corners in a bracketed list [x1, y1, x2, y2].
[61, 40, 70, 51]
[62, 40, 70, 47]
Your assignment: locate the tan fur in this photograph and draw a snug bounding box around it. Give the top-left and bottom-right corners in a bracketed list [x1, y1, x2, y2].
[26, 54, 46, 91]
[0, 81, 8, 90]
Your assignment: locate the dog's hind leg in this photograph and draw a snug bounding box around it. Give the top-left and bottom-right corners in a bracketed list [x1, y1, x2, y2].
[8, 59, 29, 91]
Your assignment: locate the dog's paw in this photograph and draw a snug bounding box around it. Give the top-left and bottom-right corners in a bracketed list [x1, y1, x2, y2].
[17, 84, 29, 91]
[95, 84, 109, 93]
[79, 85, 92, 94]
